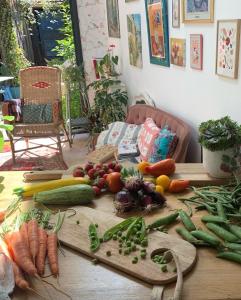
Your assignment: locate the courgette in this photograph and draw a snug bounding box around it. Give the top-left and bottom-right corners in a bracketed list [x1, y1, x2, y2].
[34, 184, 94, 205]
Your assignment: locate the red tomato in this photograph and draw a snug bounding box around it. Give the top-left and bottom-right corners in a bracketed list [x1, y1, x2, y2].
[106, 172, 123, 193]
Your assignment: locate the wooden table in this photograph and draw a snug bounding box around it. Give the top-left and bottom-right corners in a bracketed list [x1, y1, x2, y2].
[1, 166, 241, 300]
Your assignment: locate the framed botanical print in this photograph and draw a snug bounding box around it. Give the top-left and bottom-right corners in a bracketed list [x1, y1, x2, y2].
[216, 19, 241, 79]
[190, 34, 203, 70]
[145, 0, 170, 67]
[106, 0, 120, 38]
[170, 38, 186, 67]
[172, 0, 180, 28]
[127, 14, 143, 68]
[182, 0, 214, 23]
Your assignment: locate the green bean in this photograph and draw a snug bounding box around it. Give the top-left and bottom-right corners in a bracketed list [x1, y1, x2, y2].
[147, 212, 179, 230]
[216, 251, 241, 265]
[103, 217, 136, 241]
[191, 230, 221, 248]
[201, 215, 227, 224]
[216, 201, 227, 221]
[176, 227, 209, 246]
[205, 223, 238, 243]
[224, 242, 241, 251]
[227, 224, 241, 239]
[178, 210, 196, 231]
[89, 223, 100, 252]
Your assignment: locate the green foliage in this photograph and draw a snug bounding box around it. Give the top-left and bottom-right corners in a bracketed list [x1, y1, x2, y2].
[198, 116, 241, 151]
[0, 116, 14, 152]
[0, 0, 30, 85]
[87, 78, 128, 134]
[96, 53, 119, 78]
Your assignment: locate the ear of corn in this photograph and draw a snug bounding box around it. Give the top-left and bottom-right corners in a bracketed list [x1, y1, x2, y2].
[34, 184, 95, 205]
[14, 177, 90, 198]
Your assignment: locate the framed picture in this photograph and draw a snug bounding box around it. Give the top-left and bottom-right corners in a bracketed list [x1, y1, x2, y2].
[106, 0, 120, 38]
[127, 14, 143, 68]
[182, 0, 214, 23]
[172, 0, 180, 28]
[190, 34, 203, 70]
[216, 19, 241, 79]
[170, 38, 186, 67]
[145, 0, 170, 67]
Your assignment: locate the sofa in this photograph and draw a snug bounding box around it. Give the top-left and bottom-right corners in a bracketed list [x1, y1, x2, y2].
[96, 104, 191, 163]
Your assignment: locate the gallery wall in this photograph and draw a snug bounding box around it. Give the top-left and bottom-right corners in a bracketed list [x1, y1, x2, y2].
[110, 0, 241, 162]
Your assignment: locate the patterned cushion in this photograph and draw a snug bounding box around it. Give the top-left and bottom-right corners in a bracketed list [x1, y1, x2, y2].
[137, 118, 160, 161]
[149, 126, 178, 163]
[22, 103, 53, 124]
[96, 121, 142, 148]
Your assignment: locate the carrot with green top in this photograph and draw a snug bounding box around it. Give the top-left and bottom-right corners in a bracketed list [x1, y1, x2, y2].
[28, 218, 39, 264]
[47, 211, 65, 277]
[36, 211, 51, 276]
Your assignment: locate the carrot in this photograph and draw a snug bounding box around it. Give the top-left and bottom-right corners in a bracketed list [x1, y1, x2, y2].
[47, 233, 58, 276]
[12, 260, 30, 289]
[20, 222, 30, 252]
[0, 210, 6, 223]
[28, 219, 39, 264]
[47, 211, 65, 277]
[36, 227, 48, 276]
[6, 231, 37, 276]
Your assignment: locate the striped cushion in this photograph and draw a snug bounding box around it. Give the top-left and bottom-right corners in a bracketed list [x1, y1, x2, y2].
[96, 122, 142, 148]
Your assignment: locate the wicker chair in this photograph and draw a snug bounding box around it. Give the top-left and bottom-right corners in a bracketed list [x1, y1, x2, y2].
[2, 66, 71, 164]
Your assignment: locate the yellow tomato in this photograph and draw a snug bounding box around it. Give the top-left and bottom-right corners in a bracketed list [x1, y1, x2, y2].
[156, 175, 171, 191]
[137, 161, 150, 174]
[155, 185, 164, 194]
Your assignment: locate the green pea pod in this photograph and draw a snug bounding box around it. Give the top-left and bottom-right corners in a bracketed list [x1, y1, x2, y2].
[228, 224, 241, 239]
[147, 212, 179, 230]
[126, 217, 142, 240]
[217, 251, 241, 265]
[178, 210, 196, 231]
[224, 242, 241, 251]
[205, 223, 238, 243]
[191, 230, 221, 248]
[139, 218, 147, 241]
[201, 215, 227, 224]
[216, 201, 227, 220]
[176, 227, 208, 246]
[103, 217, 136, 241]
[89, 223, 100, 252]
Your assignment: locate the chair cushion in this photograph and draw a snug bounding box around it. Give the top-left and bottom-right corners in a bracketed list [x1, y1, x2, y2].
[96, 121, 142, 148]
[149, 126, 178, 163]
[22, 103, 53, 124]
[137, 118, 160, 161]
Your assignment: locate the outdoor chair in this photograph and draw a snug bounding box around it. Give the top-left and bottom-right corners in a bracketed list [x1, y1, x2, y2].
[2, 66, 71, 164]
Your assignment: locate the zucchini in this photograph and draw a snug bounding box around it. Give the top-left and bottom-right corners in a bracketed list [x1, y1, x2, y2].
[34, 184, 94, 205]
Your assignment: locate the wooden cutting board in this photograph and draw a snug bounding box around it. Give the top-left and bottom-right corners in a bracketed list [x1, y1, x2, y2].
[57, 206, 197, 285]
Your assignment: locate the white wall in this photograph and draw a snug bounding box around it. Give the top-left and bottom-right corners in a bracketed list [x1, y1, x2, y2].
[113, 0, 241, 162]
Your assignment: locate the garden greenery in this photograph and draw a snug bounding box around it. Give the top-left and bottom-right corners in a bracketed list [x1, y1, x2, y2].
[198, 116, 241, 151]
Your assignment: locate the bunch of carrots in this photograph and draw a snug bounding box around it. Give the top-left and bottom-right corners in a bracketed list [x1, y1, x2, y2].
[0, 209, 65, 296]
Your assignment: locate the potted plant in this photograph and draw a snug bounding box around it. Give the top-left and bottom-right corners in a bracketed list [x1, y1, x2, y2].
[198, 116, 241, 178]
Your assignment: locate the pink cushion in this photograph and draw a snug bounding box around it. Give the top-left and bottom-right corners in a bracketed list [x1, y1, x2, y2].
[138, 118, 160, 161]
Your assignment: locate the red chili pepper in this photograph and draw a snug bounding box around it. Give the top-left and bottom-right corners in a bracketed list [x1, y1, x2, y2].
[168, 179, 190, 193]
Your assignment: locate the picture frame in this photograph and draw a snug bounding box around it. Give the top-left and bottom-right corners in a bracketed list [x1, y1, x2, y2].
[172, 0, 180, 28]
[145, 0, 170, 67]
[216, 19, 241, 79]
[106, 0, 120, 38]
[182, 0, 214, 23]
[190, 34, 203, 70]
[127, 14, 143, 68]
[170, 38, 186, 67]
